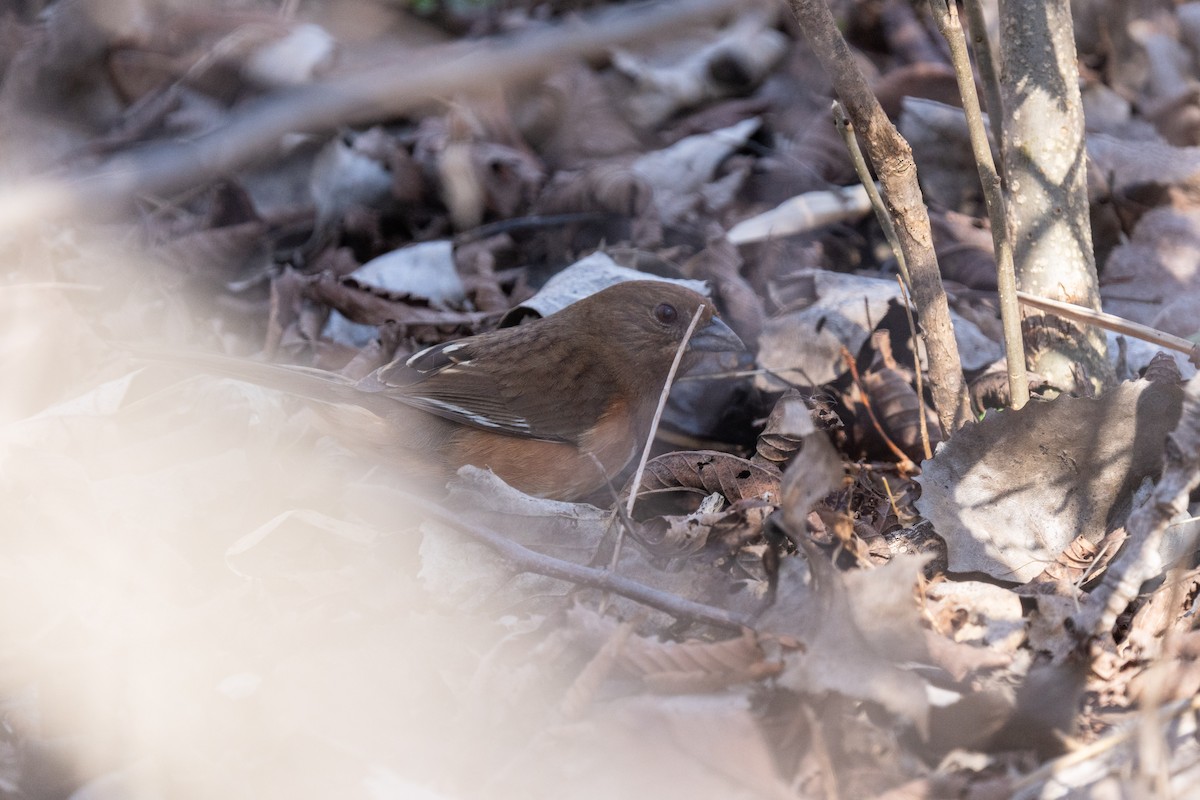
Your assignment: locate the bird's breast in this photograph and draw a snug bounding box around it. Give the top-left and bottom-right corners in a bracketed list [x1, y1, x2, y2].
[444, 397, 640, 501]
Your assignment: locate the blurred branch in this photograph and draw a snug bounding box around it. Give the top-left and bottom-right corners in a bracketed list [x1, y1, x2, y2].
[0, 0, 740, 232]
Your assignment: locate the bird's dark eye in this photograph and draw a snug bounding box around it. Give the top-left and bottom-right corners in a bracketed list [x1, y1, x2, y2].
[653, 303, 678, 325]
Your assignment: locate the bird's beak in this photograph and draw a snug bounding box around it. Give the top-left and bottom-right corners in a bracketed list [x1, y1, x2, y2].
[688, 317, 745, 352]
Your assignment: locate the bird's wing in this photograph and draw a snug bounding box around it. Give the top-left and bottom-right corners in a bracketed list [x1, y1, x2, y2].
[364, 334, 610, 443]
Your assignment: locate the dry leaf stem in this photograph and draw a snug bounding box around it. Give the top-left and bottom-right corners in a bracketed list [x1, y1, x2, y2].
[896, 275, 933, 460]
[625, 305, 705, 518]
[604, 305, 705, 602]
[785, 0, 972, 433]
[929, 0, 1029, 410]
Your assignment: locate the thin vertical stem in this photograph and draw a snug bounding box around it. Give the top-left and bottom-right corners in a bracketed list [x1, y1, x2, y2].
[832, 102, 912, 293]
[929, 0, 1029, 409]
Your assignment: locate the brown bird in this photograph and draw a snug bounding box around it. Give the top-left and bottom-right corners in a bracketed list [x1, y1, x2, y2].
[157, 280, 744, 500]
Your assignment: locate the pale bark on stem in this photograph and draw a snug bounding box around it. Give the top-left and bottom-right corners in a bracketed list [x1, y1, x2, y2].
[962, 0, 1004, 153]
[786, 0, 972, 433]
[929, 0, 1029, 409]
[997, 0, 1114, 391]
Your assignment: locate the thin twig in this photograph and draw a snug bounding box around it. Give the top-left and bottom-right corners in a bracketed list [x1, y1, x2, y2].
[786, 0, 972, 433]
[961, 0, 1004, 154]
[1017, 292, 1200, 368]
[929, 0, 1029, 409]
[896, 274, 934, 459]
[832, 101, 911, 292]
[625, 305, 705, 519]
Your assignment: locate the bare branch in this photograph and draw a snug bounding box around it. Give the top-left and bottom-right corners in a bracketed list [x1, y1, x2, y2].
[784, 0, 972, 433]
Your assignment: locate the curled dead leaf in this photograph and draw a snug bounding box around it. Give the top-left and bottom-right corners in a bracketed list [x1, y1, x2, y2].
[635, 450, 782, 506]
[752, 390, 814, 471]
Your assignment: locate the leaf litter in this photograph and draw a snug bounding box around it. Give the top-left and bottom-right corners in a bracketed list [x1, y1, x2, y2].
[2, 0, 1200, 798]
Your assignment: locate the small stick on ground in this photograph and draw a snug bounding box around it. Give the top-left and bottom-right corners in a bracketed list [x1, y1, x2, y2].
[408, 494, 755, 631]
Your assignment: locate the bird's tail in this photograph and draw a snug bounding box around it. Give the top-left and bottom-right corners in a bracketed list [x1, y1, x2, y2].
[125, 344, 452, 488]
[126, 346, 400, 419]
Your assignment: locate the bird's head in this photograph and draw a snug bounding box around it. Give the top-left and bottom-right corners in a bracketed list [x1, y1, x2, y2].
[572, 281, 744, 369]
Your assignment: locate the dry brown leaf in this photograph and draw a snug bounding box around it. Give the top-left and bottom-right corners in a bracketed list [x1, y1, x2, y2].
[921, 629, 1014, 682]
[561, 616, 637, 719]
[519, 62, 643, 168]
[916, 380, 1184, 582]
[757, 269, 1001, 389]
[302, 270, 491, 330]
[635, 450, 782, 505]
[872, 62, 962, 121]
[630, 117, 760, 225]
[154, 220, 271, 286]
[611, 9, 786, 128]
[420, 468, 612, 613]
[860, 367, 938, 462]
[486, 694, 800, 800]
[765, 553, 934, 737]
[533, 161, 662, 251]
[680, 229, 765, 347]
[308, 127, 396, 242]
[924, 580, 1025, 654]
[929, 209, 999, 290]
[899, 97, 986, 213]
[1127, 630, 1200, 705]
[1025, 527, 1128, 589]
[569, 609, 782, 693]
[636, 507, 727, 558]
[1118, 565, 1200, 665]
